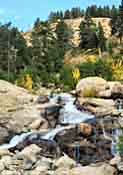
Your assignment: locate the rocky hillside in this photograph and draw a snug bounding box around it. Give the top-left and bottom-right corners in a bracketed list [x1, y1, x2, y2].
[64, 17, 112, 47]
[23, 17, 112, 47]
[22, 30, 32, 47]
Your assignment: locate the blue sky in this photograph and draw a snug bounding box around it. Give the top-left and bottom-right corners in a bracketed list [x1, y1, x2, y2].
[0, 0, 120, 31]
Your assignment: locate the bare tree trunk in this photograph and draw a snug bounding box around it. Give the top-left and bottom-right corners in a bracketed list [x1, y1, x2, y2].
[7, 39, 10, 81]
[98, 47, 102, 58]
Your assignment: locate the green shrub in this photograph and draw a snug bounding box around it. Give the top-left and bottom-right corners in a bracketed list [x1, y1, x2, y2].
[78, 59, 113, 81]
[117, 135, 123, 156]
[0, 70, 16, 83]
[60, 65, 75, 91]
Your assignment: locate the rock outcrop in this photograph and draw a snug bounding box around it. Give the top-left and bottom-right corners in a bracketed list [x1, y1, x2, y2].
[76, 77, 123, 99]
[23, 17, 112, 48]
[0, 80, 46, 143]
[77, 97, 117, 117]
[76, 77, 123, 117]
[76, 77, 108, 98]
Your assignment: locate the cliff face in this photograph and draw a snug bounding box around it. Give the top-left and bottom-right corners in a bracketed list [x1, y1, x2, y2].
[22, 17, 112, 47]
[22, 31, 32, 47]
[64, 17, 112, 47]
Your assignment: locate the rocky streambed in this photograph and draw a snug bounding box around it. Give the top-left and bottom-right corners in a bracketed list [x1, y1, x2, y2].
[0, 77, 123, 175]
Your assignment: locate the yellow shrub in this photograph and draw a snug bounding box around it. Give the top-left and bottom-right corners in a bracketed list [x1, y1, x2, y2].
[86, 55, 98, 63]
[16, 74, 33, 91]
[24, 74, 33, 90]
[112, 60, 123, 81]
[113, 66, 123, 81]
[72, 68, 80, 82]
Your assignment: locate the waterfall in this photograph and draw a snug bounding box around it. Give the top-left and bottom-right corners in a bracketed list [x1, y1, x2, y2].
[116, 99, 123, 113]
[41, 125, 75, 140]
[0, 132, 32, 150]
[100, 119, 112, 141]
[74, 143, 80, 163]
[0, 93, 95, 150]
[111, 129, 122, 156]
[50, 93, 95, 124]
[100, 119, 122, 156]
[0, 126, 75, 150]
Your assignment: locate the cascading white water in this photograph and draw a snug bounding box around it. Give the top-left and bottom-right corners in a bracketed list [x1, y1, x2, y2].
[0, 132, 32, 150]
[116, 99, 123, 113]
[0, 126, 75, 150]
[100, 119, 122, 156]
[41, 125, 75, 140]
[0, 93, 95, 150]
[111, 129, 122, 156]
[100, 119, 112, 141]
[50, 93, 95, 124]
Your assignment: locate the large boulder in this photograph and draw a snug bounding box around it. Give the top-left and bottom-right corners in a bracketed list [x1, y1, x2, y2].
[0, 127, 9, 144]
[54, 167, 70, 175]
[76, 77, 123, 99]
[109, 81, 123, 99]
[70, 163, 117, 175]
[54, 154, 76, 169]
[77, 97, 117, 117]
[54, 163, 117, 175]
[110, 155, 121, 166]
[0, 80, 46, 143]
[30, 165, 48, 175]
[0, 80, 35, 107]
[78, 123, 93, 136]
[18, 144, 41, 158]
[98, 81, 123, 99]
[78, 98, 115, 107]
[76, 77, 108, 98]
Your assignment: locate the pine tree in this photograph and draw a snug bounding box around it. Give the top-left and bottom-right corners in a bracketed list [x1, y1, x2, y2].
[88, 5, 98, 17]
[55, 20, 72, 52]
[97, 22, 106, 51]
[111, 5, 118, 19]
[97, 6, 103, 17]
[0, 23, 29, 81]
[59, 11, 64, 19]
[118, 0, 123, 42]
[71, 8, 81, 18]
[111, 1, 123, 43]
[32, 20, 66, 83]
[64, 10, 71, 19]
[79, 16, 98, 49]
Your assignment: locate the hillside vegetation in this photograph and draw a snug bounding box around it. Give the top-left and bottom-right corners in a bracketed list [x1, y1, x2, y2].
[0, 3, 123, 91]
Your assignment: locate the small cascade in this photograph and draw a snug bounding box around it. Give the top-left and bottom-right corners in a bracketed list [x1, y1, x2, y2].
[41, 125, 75, 140]
[0, 132, 32, 150]
[111, 129, 123, 156]
[2, 92, 123, 164]
[116, 99, 123, 112]
[50, 93, 95, 124]
[0, 126, 75, 150]
[74, 142, 81, 163]
[100, 119, 123, 156]
[0, 93, 95, 150]
[100, 119, 112, 141]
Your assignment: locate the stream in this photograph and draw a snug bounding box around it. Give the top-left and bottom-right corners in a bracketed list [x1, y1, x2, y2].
[0, 93, 122, 163]
[0, 93, 94, 149]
